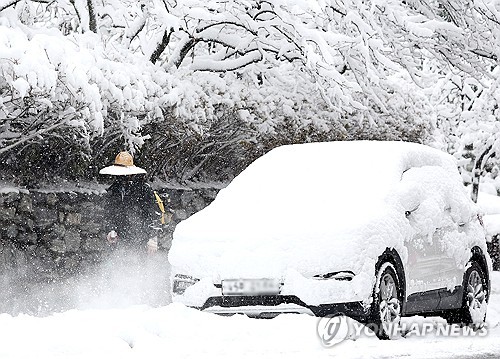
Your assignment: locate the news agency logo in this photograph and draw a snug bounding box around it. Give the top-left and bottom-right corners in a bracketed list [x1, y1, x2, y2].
[317, 314, 350, 347]
[317, 314, 488, 347]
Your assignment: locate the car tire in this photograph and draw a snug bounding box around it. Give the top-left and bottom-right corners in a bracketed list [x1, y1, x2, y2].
[446, 261, 488, 328]
[369, 262, 402, 340]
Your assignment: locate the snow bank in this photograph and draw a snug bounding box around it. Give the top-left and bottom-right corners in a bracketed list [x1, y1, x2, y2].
[32, 182, 108, 195]
[2, 275, 500, 359]
[0, 182, 108, 195]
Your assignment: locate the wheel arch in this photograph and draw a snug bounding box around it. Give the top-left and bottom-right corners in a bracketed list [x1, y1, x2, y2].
[375, 248, 406, 303]
[470, 246, 491, 300]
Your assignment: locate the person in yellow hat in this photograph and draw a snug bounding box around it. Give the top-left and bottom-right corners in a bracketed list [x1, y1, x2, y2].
[99, 151, 162, 253]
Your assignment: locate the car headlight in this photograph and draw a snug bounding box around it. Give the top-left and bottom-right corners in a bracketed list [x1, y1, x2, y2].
[313, 271, 354, 281]
[172, 274, 200, 295]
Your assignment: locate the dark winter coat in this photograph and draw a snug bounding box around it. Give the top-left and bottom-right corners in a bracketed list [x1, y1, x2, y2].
[103, 176, 161, 249]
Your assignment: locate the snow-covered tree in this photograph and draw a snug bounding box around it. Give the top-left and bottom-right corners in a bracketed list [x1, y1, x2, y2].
[4, 0, 500, 184]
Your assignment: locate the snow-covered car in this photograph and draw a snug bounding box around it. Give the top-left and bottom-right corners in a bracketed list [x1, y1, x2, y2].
[168, 141, 491, 338]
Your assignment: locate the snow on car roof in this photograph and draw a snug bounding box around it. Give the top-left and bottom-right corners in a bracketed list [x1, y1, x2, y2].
[211, 140, 458, 208]
[169, 141, 475, 278]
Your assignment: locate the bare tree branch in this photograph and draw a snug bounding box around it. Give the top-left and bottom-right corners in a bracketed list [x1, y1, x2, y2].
[471, 145, 494, 203]
[174, 37, 198, 68]
[150, 28, 174, 64]
[197, 21, 258, 36]
[87, 0, 97, 33]
[0, 120, 68, 155]
[0, 0, 21, 12]
[69, 0, 82, 26]
[191, 50, 263, 72]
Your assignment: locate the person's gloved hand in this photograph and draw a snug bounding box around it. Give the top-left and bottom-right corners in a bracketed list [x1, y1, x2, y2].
[107, 230, 119, 244]
[147, 237, 158, 254]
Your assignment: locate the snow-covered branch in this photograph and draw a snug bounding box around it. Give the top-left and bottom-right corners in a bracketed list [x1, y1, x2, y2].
[0, 0, 20, 12]
[4, 0, 500, 185]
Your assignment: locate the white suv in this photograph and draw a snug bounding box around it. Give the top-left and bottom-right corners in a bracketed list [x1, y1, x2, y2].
[169, 141, 491, 339]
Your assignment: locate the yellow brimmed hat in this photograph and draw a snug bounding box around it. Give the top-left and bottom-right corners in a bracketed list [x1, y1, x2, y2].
[99, 151, 147, 176]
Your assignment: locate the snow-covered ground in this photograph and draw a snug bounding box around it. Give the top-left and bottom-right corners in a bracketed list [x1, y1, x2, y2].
[1, 266, 500, 359]
[1, 181, 499, 358]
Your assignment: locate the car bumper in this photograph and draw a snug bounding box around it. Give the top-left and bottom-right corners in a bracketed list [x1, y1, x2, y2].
[172, 270, 373, 309]
[196, 294, 368, 320]
[204, 304, 315, 317]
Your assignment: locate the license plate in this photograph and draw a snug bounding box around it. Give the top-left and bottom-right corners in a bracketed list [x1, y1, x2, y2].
[222, 278, 281, 296]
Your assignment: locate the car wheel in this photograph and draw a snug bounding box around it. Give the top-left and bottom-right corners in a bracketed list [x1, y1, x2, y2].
[369, 263, 402, 339]
[459, 261, 488, 328]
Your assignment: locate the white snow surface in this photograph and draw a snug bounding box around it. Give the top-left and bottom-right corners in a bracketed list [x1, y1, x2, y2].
[1, 272, 500, 359]
[0, 181, 29, 194]
[478, 191, 500, 238]
[169, 141, 485, 306]
[478, 191, 500, 216]
[484, 214, 500, 239]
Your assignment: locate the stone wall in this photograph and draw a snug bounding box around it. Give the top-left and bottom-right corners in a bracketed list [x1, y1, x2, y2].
[0, 184, 220, 282]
